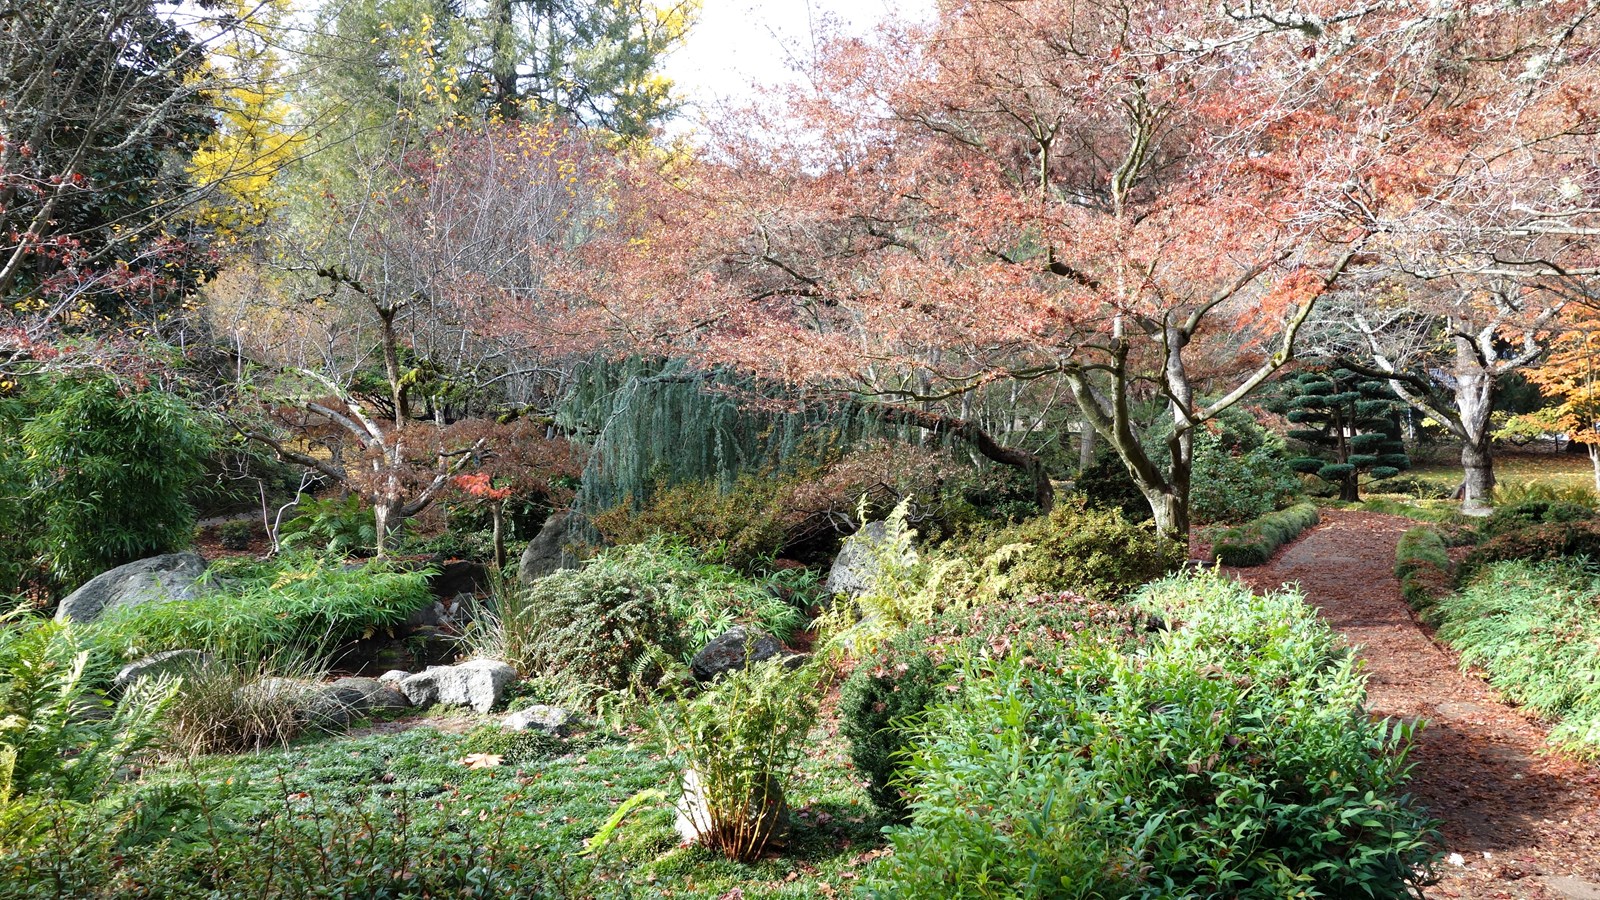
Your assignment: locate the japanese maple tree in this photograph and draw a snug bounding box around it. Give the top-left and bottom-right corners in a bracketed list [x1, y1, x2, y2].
[558, 0, 1440, 542]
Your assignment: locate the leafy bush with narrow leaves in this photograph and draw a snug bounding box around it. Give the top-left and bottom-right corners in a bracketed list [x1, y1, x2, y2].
[1211, 502, 1320, 566]
[875, 572, 1436, 899]
[838, 594, 1147, 820]
[22, 377, 214, 589]
[92, 555, 432, 664]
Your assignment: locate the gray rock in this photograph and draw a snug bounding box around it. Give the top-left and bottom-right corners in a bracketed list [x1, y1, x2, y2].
[56, 552, 208, 624]
[673, 767, 788, 848]
[825, 521, 914, 599]
[398, 659, 516, 713]
[518, 511, 580, 583]
[378, 669, 411, 686]
[321, 677, 411, 715]
[502, 705, 572, 735]
[690, 626, 783, 682]
[1546, 876, 1600, 900]
[113, 649, 210, 694]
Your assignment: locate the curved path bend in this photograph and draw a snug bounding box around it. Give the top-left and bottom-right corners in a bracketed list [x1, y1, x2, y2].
[1227, 510, 1600, 900]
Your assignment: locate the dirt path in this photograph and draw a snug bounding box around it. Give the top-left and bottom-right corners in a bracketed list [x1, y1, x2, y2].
[1228, 510, 1600, 900]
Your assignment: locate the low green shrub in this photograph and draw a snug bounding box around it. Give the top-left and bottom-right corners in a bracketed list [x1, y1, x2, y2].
[972, 498, 1184, 601]
[876, 572, 1436, 898]
[1187, 432, 1301, 525]
[1458, 519, 1600, 583]
[1211, 502, 1320, 566]
[278, 494, 379, 557]
[1480, 499, 1595, 539]
[216, 520, 256, 551]
[838, 594, 1147, 820]
[1493, 480, 1600, 509]
[92, 555, 433, 664]
[470, 540, 804, 697]
[1394, 527, 1454, 617]
[1369, 474, 1455, 501]
[1434, 559, 1600, 756]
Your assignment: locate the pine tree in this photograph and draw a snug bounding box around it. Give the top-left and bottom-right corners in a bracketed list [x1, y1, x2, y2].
[1282, 369, 1410, 502]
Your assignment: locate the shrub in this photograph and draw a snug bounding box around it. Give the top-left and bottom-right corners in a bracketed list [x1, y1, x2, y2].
[838, 594, 1147, 820]
[1073, 450, 1151, 523]
[1480, 499, 1595, 538]
[1187, 432, 1300, 525]
[1493, 480, 1600, 508]
[93, 555, 433, 664]
[1210, 501, 1320, 566]
[22, 377, 215, 589]
[278, 494, 378, 557]
[973, 498, 1184, 601]
[647, 657, 824, 861]
[216, 520, 256, 551]
[1394, 527, 1454, 617]
[1369, 474, 1454, 501]
[1433, 559, 1600, 756]
[877, 572, 1436, 898]
[1458, 519, 1600, 583]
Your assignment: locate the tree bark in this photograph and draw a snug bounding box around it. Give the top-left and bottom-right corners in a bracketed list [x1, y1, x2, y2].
[1454, 333, 1497, 512]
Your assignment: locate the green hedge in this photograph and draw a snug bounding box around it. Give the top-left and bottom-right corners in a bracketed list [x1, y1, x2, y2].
[1212, 502, 1320, 566]
[1394, 527, 1454, 619]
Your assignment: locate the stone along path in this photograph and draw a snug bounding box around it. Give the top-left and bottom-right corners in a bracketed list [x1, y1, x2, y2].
[1228, 510, 1600, 900]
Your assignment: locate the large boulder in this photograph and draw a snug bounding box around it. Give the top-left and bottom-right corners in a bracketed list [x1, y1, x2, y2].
[690, 626, 784, 683]
[825, 521, 913, 600]
[518, 511, 580, 583]
[398, 659, 516, 713]
[113, 649, 210, 694]
[55, 552, 208, 624]
[301, 676, 411, 728]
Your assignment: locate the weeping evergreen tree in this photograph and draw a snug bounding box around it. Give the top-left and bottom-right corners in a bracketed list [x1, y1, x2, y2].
[1282, 369, 1410, 502]
[556, 357, 898, 517]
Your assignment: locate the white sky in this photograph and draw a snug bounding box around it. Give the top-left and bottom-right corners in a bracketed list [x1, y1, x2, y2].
[660, 0, 934, 120]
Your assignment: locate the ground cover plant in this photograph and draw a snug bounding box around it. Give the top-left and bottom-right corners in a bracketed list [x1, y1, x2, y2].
[1431, 559, 1600, 757]
[1394, 526, 1455, 616]
[877, 572, 1437, 898]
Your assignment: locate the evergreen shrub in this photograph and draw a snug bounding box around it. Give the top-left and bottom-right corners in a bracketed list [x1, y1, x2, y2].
[93, 555, 432, 664]
[1211, 502, 1320, 566]
[877, 572, 1436, 898]
[973, 498, 1183, 600]
[838, 594, 1146, 820]
[1480, 499, 1595, 539]
[1459, 519, 1600, 583]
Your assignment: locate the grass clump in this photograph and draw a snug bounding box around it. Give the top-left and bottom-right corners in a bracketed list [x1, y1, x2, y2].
[1433, 559, 1600, 756]
[1211, 501, 1320, 566]
[876, 571, 1436, 899]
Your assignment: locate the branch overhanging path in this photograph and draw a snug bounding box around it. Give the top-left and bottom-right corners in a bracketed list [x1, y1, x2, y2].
[1227, 510, 1600, 900]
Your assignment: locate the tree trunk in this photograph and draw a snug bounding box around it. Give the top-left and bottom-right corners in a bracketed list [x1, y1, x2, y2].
[373, 502, 392, 559]
[1339, 472, 1360, 503]
[1078, 421, 1097, 471]
[1142, 487, 1189, 542]
[492, 502, 506, 570]
[1589, 444, 1600, 495]
[1454, 335, 1497, 512]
